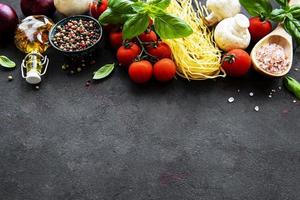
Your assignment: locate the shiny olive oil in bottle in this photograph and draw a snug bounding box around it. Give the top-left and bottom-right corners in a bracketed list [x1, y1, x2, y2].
[15, 15, 54, 84]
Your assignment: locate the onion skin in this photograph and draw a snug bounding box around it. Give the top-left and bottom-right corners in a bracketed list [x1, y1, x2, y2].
[0, 3, 19, 44]
[21, 0, 56, 17]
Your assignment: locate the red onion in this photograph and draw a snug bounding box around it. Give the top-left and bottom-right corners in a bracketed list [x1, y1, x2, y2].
[21, 0, 56, 17]
[0, 3, 19, 42]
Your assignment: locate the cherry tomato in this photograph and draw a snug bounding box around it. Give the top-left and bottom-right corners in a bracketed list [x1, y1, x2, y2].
[109, 31, 123, 49]
[89, 0, 108, 19]
[221, 49, 251, 77]
[103, 24, 118, 33]
[117, 42, 141, 67]
[249, 17, 272, 42]
[146, 42, 172, 59]
[149, 18, 154, 27]
[129, 60, 153, 84]
[153, 58, 176, 82]
[139, 30, 158, 43]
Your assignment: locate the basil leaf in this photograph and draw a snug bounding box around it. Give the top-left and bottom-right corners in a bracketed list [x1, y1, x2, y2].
[239, 0, 273, 18]
[275, 0, 288, 7]
[123, 13, 149, 39]
[99, 8, 127, 24]
[290, 5, 300, 19]
[147, 5, 164, 16]
[154, 13, 193, 39]
[283, 76, 300, 99]
[148, 0, 171, 10]
[93, 63, 115, 80]
[109, 0, 135, 13]
[0, 55, 16, 68]
[132, 2, 146, 13]
[269, 9, 286, 22]
[284, 18, 300, 44]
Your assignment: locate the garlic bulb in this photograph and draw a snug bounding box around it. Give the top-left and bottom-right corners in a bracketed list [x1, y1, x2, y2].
[54, 0, 92, 16]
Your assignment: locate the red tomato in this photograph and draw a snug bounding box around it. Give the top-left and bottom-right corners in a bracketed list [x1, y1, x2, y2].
[103, 24, 118, 33]
[249, 17, 272, 42]
[153, 58, 176, 82]
[89, 0, 108, 19]
[221, 49, 251, 77]
[129, 60, 153, 84]
[146, 42, 172, 59]
[149, 18, 154, 27]
[117, 43, 141, 67]
[109, 31, 123, 49]
[139, 30, 158, 43]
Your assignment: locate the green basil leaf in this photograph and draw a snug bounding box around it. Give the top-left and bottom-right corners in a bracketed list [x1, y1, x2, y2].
[147, 5, 164, 16]
[269, 9, 286, 22]
[109, 0, 135, 13]
[0, 55, 16, 68]
[239, 0, 273, 18]
[284, 18, 300, 44]
[132, 2, 146, 13]
[99, 8, 127, 24]
[275, 0, 288, 7]
[93, 63, 115, 80]
[154, 13, 193, 39]
[123, 13, 149, 39]
[290, 5, 300, 19]
[283, 76, 300, 99]
[148, 0, 171, 10]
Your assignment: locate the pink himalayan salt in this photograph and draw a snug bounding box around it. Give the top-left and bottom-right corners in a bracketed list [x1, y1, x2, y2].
[256, 43, 289, 74]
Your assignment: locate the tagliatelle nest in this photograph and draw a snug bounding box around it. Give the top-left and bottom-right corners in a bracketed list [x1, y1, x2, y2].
[163, 0, 226, 80]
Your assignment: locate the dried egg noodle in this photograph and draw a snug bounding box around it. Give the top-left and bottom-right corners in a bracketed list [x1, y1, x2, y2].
[163, 0, 225, 80]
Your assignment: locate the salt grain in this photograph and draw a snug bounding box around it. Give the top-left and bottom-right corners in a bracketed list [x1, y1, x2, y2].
[256, 43, 289, 74]
[249, 92, 254, 97]
[268, 95, 272, 98]
[293, 100, 297, 103]
[254, 106, 260, 112]
[228, 97, 235, 103]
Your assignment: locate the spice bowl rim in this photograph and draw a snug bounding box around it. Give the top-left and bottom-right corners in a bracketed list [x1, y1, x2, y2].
[49, 15, 103, 54]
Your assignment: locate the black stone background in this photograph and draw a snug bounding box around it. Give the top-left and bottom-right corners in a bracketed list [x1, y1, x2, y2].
[0, 0, 299, 200]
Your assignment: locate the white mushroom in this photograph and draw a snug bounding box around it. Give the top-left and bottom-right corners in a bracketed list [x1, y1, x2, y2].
[205, 0, 241, 26]
[214, 14, 251, 51]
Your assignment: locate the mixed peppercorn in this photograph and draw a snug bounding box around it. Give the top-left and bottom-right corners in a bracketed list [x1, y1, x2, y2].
[52, 19, 100, 52]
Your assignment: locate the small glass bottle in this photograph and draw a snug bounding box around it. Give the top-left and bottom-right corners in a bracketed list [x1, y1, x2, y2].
[15, 15, 54, 84]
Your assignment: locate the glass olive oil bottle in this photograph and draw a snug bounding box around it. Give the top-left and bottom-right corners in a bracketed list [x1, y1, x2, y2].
[15, 15, 53, 84]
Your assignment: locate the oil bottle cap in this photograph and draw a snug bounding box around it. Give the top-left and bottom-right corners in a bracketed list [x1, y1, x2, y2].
[26, 70, 41, 84]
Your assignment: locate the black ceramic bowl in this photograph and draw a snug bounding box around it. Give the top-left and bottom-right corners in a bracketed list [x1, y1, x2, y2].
[49, 15, 103, 59]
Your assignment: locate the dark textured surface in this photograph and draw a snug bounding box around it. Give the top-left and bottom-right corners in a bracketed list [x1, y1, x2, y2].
[0, 1, 300, 200]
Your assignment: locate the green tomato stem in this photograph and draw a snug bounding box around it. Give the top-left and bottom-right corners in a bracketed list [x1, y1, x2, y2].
[135, 36, 158, 62]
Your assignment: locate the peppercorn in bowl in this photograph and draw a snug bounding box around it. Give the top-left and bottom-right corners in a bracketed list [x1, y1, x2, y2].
[49, 15, 103, 58]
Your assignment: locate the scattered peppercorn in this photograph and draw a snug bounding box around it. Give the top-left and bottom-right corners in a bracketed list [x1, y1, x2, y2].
[8, 75, 13, 81]
[85, 80, 91, 87]
[62, 64, 69, 70]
